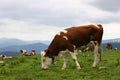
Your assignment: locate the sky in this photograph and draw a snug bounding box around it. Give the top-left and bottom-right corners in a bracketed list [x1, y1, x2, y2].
[0, 0, 120, 41]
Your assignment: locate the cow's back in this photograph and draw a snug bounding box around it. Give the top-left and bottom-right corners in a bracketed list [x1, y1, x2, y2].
[63, 24, 103, 48]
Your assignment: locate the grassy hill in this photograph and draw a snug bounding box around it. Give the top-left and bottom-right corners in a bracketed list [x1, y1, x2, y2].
[0, 50, 120, 80]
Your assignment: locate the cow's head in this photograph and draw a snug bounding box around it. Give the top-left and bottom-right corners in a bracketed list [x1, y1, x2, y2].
[41, 50, 54, 70]
[20, 49, 27, 55]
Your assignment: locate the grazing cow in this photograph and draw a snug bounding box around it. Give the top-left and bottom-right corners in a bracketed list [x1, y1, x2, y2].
[41, 24, 103, 70]
[24, 50, 36, 56]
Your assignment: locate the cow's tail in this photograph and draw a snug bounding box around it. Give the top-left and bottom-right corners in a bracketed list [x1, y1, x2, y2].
[97, 24, 103, 42]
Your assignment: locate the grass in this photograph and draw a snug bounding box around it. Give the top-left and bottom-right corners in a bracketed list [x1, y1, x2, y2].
[0, 50, 120, 80]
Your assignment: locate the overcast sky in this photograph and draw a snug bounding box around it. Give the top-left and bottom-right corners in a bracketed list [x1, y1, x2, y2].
[0, 0, 120, 41]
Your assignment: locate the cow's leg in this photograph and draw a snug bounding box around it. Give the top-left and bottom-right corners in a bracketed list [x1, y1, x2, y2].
[62, 56, 67, 70]
[92, 44, 99, 68]
[59, 51, 68, 70]
[70, 52, 81, 70]
[98, 47, 102, 61]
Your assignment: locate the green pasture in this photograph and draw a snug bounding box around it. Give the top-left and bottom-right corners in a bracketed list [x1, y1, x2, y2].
[0, 50, 120, 80]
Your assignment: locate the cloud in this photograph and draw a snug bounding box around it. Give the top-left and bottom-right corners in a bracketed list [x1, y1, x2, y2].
[0, 0, 120, 41]
[0, 18, 65, 41]
[0, 0, 113, 26]
[0, 0, 119, 25]
[89, 0, 120, 12]
[103, 23, 120, 40]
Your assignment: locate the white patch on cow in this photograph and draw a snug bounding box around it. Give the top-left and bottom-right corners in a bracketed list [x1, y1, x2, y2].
[41, 50, 52, 70]
[20, 49, 27, 55]
[62, 29, 67, 34]
[63, 36, 68, 40]
[57, 29, 67, 35]
[44, 57, 52, 65]
[41, 56, 52, 70]
[94, 24, 100, 29]
[69, 51, 81, 70]
[58, 49, 80, 70]
[41, 50, 46, 56]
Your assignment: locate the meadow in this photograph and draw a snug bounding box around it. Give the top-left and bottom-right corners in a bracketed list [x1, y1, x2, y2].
[0, 50, 120, 80]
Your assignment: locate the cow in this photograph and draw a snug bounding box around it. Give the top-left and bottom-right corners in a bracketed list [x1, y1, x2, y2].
[41, 24, 103, 70]
[106, 43, 112, 50]
[20, 49, 27, 55]
[24, 50, 36, 56]
[0, 55, 12, 60]
[0, 55, 5, 60]
[20, 50, 35, 56]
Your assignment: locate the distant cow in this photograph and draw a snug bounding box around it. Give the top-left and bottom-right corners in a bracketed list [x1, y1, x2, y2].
[25, 50, 36, 56]
[106, 43, 112, 50]
[20, 49, 27, 55]
[20, 50, 35, 56]
[0, 55, 5, 60]
[0, 55, 12, 60]
[41, 24, 103, 70]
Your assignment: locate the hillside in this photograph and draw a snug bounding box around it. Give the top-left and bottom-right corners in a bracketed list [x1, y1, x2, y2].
[0, 38, 44, 48]
[0, 50, 120, 80]
[0, 38, 48, 56]
[0, 43, 48, 56]
[0, 38, 120, 56]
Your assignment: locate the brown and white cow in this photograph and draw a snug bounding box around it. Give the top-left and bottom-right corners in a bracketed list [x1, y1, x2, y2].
[20, 49, 35, 56]
[41, 24, 103, 70]
[20, 49, 27, 55]
[24, 50, 36, 56]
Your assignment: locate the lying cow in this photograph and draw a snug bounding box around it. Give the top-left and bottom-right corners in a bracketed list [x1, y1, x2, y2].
[20, 49, 35, 56]
[41, 24, 103, 70]
[0, 55, 12, 60]
[0, 55, 5, 60]
[24, 50, 36, 56]
[20, 49, 27, 55]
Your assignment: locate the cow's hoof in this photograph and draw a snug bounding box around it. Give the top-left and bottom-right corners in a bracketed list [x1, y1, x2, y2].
[61, 68, 65, 70]
[77, 66, 81, 70]
[92, 65, 97, 68]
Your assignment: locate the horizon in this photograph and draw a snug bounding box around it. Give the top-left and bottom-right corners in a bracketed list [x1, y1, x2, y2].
[0, 37, 120, 41]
